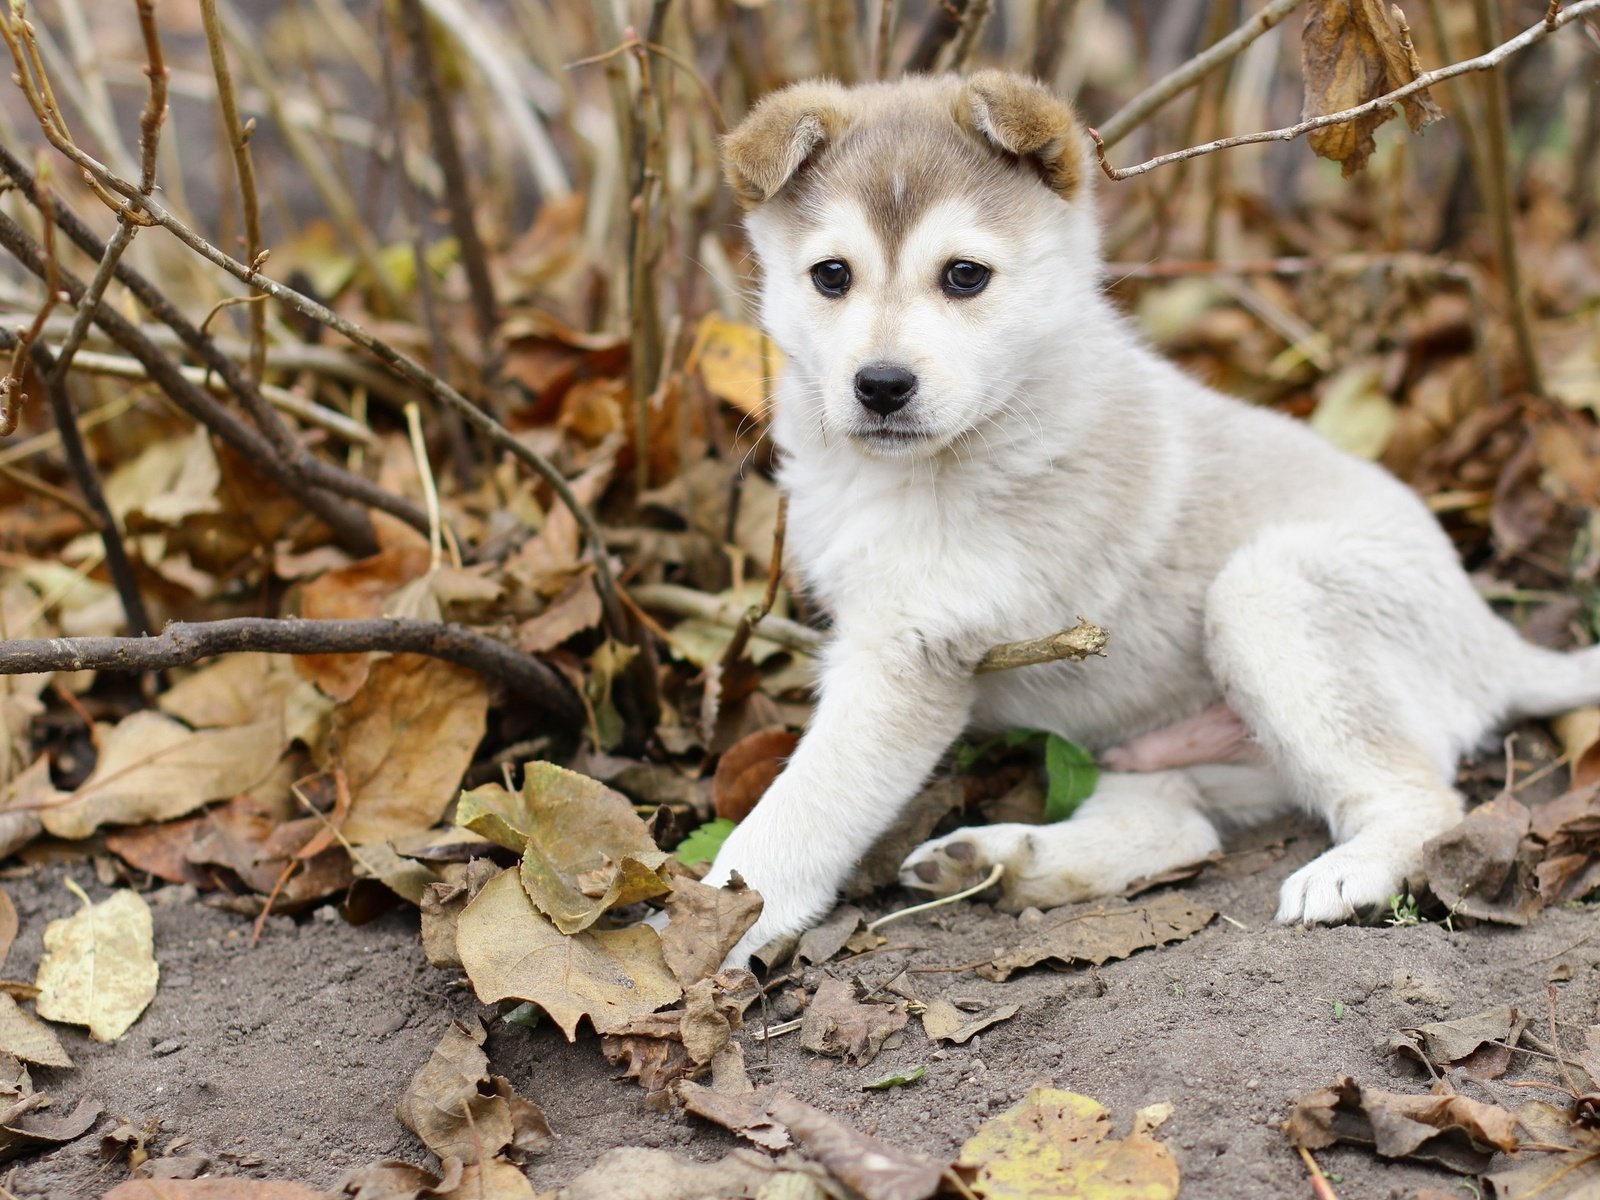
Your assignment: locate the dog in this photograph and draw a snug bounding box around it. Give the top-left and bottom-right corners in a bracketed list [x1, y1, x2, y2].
[698, 70, 1600, 966]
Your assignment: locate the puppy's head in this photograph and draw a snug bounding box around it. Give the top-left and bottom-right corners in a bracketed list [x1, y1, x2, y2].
[724, 72, 1096, 459]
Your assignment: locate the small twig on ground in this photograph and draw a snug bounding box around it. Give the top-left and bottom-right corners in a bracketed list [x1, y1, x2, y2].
[1296, 1146, 1340, 1200]
[1096, 0, 1303, 148]
[868, 863, 1005, 932]
[1547, 982, 1581, 1096]
[0, 618, 582, 726]
[717, 493, 788, 673]
[1088, 0, 1600, 180]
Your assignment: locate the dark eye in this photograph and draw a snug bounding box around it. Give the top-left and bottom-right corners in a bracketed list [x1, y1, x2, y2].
[811, 259, 851, 297]
[942, 260, 991, 297]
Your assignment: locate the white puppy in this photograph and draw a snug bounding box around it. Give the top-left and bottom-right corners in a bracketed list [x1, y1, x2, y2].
[700, 71, 1599, 964]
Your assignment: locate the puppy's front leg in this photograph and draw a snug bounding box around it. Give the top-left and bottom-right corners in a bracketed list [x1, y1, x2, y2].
[704, 632, 976, 964]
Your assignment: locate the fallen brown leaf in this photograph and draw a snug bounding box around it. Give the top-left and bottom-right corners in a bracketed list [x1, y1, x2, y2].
[920, 998, 1020, 1045]
[0, 888, 15, 971]
[674, 1081, 791, 1151]
[557, 1146, 788, 1200]
[395, 1019, 549, 1166]
[713, 728, 797, 823]
[0, 1094, 100, 1163]
[0, 994, 69, 1069]
[457, 762, 669, 934]
[1389, 1005, 1529, 1081]
[455, 867, 681, 1038]
[1531, 785, 1600, 905]
[659, 872, 763, 987]
[1284, 1075, 1520, 1173]
[768, 1093, 945, 1200]
[332, 655, 489, 845]
[294, 545, 432, 699]
[38, 711, 284, 840]
[981, 893, 1216, 981]
[955, 1087, 1179, 1200]
[419, 859, 502, 969]
[1423, 794, 1542, 925]
[799, 978, 909, 1066]
[101, 1182, 324, 1200]
[1486, 1149, 1600, 1200]
[792, 905, 867, 966]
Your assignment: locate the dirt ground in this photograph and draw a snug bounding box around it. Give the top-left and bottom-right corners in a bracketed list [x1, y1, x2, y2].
[4, 798, 1597, 1200]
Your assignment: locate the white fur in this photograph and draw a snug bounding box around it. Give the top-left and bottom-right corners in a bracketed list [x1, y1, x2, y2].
[702, 123, 1600, 966]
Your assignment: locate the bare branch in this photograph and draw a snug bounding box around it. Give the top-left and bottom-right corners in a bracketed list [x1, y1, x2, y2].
[1096, 0, 1304, 149]
[0, 160, 60, 436]
[0, 618, 582, 726]
[976, 620, 1107, 673]
[1089, 0, 1600, 180]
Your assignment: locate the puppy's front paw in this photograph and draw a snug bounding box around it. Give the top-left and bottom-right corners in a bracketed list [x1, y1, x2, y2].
[1275, 843, 1412, 924]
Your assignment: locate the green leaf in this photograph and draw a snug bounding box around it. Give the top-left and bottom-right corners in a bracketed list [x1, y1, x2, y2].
[863, 1064, 925, 1090]
[675, 818, 736, 866]
[500, 1001, 543, 1028]
[1043, 735, 1097, 822]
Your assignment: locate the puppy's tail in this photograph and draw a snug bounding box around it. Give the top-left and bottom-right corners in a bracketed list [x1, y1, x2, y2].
[1506, 641, 1600, 720]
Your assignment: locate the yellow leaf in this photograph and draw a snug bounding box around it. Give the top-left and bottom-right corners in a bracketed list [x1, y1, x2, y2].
[1309, 363, 1396, 461]
[35, 884, 159, 1043]
[39, 711, 285, 840]
[957, 1088, 1179, 1200]
[692, 313, 781, 416]
[455, 868, 680, 1039]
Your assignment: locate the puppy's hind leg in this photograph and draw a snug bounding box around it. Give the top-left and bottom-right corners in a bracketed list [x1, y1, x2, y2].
[900, 770, 1223, 911]
[1205, 527, 1465, 925]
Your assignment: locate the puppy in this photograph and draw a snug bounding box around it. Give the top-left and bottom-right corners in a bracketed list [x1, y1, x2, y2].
[700, 71, 1600, 965]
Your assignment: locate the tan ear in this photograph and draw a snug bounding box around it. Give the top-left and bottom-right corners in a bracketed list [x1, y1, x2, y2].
[963, 71, 1084, 200]
[721, 82, 852, 208]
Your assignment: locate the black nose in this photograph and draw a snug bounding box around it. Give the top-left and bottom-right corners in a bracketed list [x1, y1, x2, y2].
[854, 365, 917, 415]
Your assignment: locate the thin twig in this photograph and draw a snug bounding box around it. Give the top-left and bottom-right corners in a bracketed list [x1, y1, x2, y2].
[1297, 1146, 1341, 1200]
[976, 619, 1108, 672]
[0, 157, 60, 436]
[947, 0, 992, 73]
[627, 3, 670, 494]
[198, 0, 265, 384]
[1089, 0, 1600, 180]
[0, 618, 582, 725]
[868, 863, 1004, 932]
[1096, 0, 1304, 148]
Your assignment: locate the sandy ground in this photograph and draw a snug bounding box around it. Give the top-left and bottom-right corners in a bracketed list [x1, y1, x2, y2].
[5, 801, 1598, 1200]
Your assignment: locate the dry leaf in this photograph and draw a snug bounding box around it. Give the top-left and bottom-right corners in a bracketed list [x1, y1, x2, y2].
[1487, 1149, 1600, 1200]
[159, 653, 305, 731]
[768, 1093, 945, 1200]
[457, 762, 669, 935]
[101, 1182, 325, 1200]
[333, 655, 489, 845]
[713, 729, 797, 823]
[39, 711, 284, 840]
[294, 546, 432, 699]
[516, 570, 602, 654]
[419, 859, 501, 969]
[455, 867, 681, 1038]
[793, 905, 867, 965]
[35, 884, 159, 1042]
[1555, 708, 1600, 790]
[0, 889, 15, 972]
[1301, 0, 1443, 176]
[558, 1146, 786, 1200]
[395, 1020, 529, 1165]
[0, 994, 69, 1069]
[1423, 794, 1541, 925]
[1284, 1075, 1520, 1173]
[0, 1095, 100, 1164]
[799, 979, 908, 1065]
[659, 872, 764, 987]
[443, 1160, 540, 1200]
[1389, 1005, 1529, 1081]
[104, 817, 214, 889]
[920, 998, 1020, 1045]
[674, 1081, 791, 1151]
[955, 1088, 1179, 1200]
[1531, 786, 1600, 905]
[982, 894, 1215, 981]
[690, 313, 783, 417]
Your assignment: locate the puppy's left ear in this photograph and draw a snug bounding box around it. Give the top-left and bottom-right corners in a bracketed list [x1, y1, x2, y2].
[963, 71, 1085, 201]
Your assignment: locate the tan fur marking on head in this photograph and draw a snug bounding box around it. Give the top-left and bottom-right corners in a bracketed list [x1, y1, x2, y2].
[721, 82, 855, 209]
[962, 70, 1084, 200]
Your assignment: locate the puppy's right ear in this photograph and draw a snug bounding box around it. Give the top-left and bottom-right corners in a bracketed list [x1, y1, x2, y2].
[722, 83, 851, 209]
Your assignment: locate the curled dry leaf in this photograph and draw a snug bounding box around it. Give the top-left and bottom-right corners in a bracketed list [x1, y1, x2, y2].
[332, 655, 489, 846]
[1531, 785, 1600, 905]
[792, 905, 868, 966]
[396, 1019, 550, 1166]
[1300, 0, 1443, 177]
[920, 998, 1020, 1046]
[675, 1081, 792, 1151]
[799, 978, 909, 1066]
[1284, 1075, 1521, 1173]
[1422, 794, 1541, 925]
[458, 762, 669, 934]
[38, 710, 284, 840]
[659, 872, 763, 987]
[981, 894, 1216, 981]
[1389, 1005, 1529, 1081]
[419, 859, 502, 969]
[713, 729, 798, 823]
[0, 1095, 101, 1164]
[768, 1093, 945, 1200]
[35, 885, 159, 1043]
[455, 867, 681, 1039]
[955, 1087, 1179, 1200]
[1487, 1149, 1600, 1200]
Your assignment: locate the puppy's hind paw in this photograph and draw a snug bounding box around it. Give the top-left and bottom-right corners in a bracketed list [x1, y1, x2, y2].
[1275, 843, 1410, 925]
[898, 826, 1033, 898]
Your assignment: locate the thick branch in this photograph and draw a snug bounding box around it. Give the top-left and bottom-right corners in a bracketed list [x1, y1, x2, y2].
[976, 620, 1107, 673]
[1089, 0, 1600, 180]
[0, 618, 582, 727]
